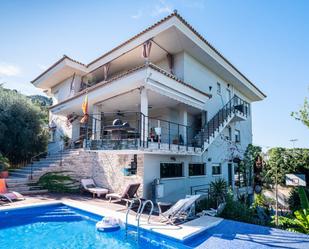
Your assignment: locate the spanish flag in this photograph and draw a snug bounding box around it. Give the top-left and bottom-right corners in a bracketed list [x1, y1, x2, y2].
[80, 95, 89, 123]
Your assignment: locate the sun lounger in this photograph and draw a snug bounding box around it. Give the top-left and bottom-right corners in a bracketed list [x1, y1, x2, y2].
[106, 183, 140, 205]
[0, 179, 24, 202]
[202, 202, 226, 217]
[81, 179, 108, 198]
[159, 195, 201, 224]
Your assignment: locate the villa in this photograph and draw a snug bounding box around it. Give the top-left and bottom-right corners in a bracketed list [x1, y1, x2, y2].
[3, 10, 309, 249]
[28, 11, 266, 202]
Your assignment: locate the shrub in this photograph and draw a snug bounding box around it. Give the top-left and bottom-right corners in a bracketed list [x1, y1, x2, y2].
[210, 178, 227, 207]
[275, 187, 309, 234]
[196, 196, 216, 213]
[38, 171, 79, 193]
[220, 191, 257, 224]
[0, 153, 10, 171]
[288, 187, 309, 212]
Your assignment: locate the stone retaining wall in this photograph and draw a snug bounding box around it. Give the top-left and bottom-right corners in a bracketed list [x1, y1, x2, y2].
[44, 151, 144, 197]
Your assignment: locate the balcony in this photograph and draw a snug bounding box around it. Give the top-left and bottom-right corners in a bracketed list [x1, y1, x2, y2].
[79, 112, 203, 155]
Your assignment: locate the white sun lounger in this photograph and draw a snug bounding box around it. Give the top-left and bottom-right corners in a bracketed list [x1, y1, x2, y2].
[159, 195, 201, 225]
[81, 179, 108, 198]
[202, 202, 226, 217]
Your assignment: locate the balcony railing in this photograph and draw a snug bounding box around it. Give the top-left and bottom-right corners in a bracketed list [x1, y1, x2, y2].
[203, 95, 250, 143]
[79, 112, 203, 152]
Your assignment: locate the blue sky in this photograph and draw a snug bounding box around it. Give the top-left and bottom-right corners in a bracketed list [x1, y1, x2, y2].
[1, 0, 309, 149]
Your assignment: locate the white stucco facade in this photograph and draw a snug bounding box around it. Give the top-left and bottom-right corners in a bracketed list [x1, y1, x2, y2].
[33, 12, 265, 202]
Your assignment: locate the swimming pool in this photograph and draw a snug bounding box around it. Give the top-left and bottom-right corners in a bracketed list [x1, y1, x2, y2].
[1, 203, 309, 249]
[0, 203, 191, 249]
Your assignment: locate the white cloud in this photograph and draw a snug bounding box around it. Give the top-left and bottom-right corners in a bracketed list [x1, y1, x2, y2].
[0, 63, 21, 76]
[152, 0, 173, 16]
[131, 10, 143, 19]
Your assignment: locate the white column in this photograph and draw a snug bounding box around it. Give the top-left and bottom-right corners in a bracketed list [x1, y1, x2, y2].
[179, 105, 188, 145]
[140, 88, 148, 143]
[92, 105, 101, 139]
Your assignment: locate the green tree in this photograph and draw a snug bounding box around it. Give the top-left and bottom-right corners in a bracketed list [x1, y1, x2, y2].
[263, 148, 309, 185]
[292, 98, 309, 128]
[0, 86, 49, 165]
[243, 144, 263, 186]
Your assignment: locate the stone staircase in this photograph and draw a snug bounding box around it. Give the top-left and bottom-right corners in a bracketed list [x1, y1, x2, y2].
[7, 150, 81, 194]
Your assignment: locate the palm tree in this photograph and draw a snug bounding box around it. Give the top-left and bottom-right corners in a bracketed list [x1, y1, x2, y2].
[210, 178, 227, 207]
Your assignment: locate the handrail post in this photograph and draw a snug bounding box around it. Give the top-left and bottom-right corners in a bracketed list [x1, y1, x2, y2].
[138, 112, 141, 147]
[186, 126, 188, 151]
[168, 122, 171, 150]
[147, 117, 149, 148]
[30, 160, 33, 180]
[177, 124, 180, 151]
[60, 144, 63, 166]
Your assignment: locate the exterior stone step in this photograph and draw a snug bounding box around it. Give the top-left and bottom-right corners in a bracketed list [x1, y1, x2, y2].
[6, 149, 83, 192]
[19, 189, 48, 195]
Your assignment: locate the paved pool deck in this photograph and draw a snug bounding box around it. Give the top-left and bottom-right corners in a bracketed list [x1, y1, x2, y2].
[1, 193, 309, 249]
[0, 193, 221, 241]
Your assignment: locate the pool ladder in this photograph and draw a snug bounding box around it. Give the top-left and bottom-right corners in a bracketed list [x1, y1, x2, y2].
[125, 198, 154, 240]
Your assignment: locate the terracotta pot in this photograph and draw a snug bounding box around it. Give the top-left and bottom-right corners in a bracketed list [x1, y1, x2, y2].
[0, 171, 9, 178]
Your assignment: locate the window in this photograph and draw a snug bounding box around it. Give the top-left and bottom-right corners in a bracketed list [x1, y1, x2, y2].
[189, 163, 206, 176]
[160, 163, 183, 178]
[212, 164, 221, 175]
[227, 88, 232, 100]
[235, 129, 241, 143]
[217, 82, 221, 95]
[226, 126, 232, 140]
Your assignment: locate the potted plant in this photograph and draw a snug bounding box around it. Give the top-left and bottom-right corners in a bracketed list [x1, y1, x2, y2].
[0, 154, 10, 178]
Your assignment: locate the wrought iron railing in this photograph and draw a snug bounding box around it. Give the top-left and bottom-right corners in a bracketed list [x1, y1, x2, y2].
[203, 95, 249, 143]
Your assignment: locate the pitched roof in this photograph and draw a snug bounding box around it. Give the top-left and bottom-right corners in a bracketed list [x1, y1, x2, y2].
[85, 11, 265, 98]
[31, 55, 86, 84]
[33, 11, 265, 98]
[50, 63, 211, 110]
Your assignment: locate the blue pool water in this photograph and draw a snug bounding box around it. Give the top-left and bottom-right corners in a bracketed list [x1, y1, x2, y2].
[0, 204, 189, 249]
[1, 203, 309, 249]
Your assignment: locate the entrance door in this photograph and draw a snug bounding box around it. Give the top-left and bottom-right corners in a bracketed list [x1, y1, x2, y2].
[228, 163, 233, 187]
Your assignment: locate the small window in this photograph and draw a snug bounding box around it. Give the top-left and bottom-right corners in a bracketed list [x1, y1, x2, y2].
[212, 164, 221, 175]
[217, 82, 221, 95]
[227, 88, 231, 100]
[160, 163, 183, 178]
[235, 129, 241, 143]
[227, 126, 232, 141]
[189, 163, 206, 176]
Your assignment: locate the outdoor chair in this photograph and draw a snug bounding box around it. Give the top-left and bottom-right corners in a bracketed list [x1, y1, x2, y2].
[158, 195, 201, 225]
[106, 183, 140, 205]
[0, 179, 24, 203]
[81, 178, 109, 198]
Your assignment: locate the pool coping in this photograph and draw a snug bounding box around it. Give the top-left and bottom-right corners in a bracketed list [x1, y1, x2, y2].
[0, 200, 223, 242]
